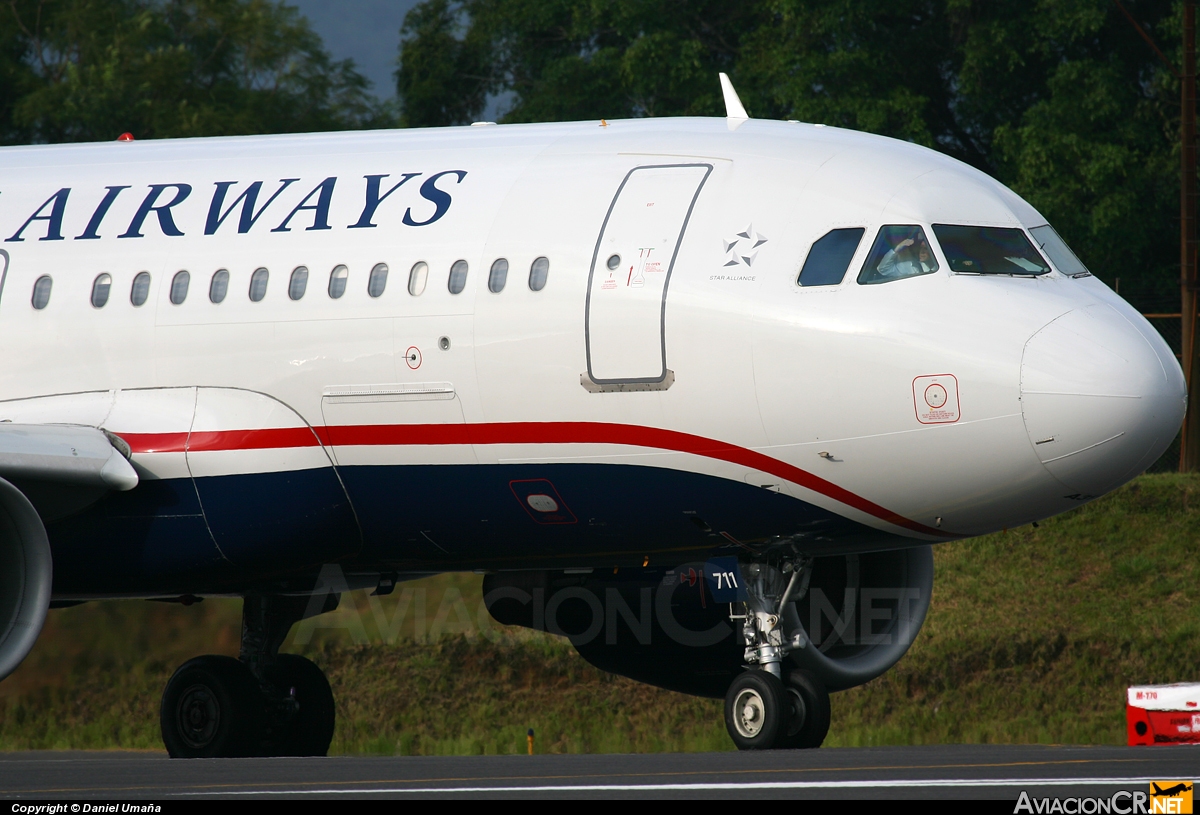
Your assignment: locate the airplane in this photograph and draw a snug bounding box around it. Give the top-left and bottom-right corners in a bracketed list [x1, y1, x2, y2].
[1152, 783, 1193, 797]
[0, 74, 1184, 756]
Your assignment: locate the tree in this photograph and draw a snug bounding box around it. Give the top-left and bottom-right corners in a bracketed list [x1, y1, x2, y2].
[394, 0, 1182, 298]
[395, 0, 771, 126]
[750, 0, 1180, 299]
[395, 0, 492, 128]
[1, 0, 389, 144]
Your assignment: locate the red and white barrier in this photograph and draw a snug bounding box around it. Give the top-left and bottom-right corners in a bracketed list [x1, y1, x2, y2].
[1127, 684, 1200, 745]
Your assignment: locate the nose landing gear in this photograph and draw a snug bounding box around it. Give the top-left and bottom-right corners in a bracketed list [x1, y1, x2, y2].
[160, 593, 337, 758]
[724, 558, 831, 750]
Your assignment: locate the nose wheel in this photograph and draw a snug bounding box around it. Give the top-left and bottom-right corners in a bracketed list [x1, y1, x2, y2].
[725, 670, 787, 749]
[724, 668, 831, 750]
[777, 670, 831, 749]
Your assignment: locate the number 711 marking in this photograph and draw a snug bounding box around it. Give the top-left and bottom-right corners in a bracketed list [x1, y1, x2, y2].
[714, 571, 739, 589]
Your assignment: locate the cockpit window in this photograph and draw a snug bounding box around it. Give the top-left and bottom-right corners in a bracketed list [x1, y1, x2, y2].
[858, 225, 939, 285]
[931, 224, 1050, 276]
[1029, 224, 1090, 277]
[799, 228, 864, 287]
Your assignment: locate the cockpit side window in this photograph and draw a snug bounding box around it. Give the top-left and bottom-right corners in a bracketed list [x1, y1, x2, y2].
[798, 228, 865, 287]
[1029, 224, 1090, 277]
[857, 225, 939, 285]
[931, 224, 1050, 276]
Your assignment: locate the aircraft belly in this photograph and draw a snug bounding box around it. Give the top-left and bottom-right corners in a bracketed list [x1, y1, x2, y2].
[46, 478, 228, 596]
[339, 461, 881, 568]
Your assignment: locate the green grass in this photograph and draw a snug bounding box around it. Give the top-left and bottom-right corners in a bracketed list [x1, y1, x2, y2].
[1, 473, 1197, 753]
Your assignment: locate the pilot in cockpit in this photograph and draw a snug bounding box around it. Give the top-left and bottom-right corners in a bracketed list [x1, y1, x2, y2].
[877, 234, 936, 279]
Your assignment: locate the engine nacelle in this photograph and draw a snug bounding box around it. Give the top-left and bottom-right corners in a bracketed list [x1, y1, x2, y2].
[0, 477, 52, 681]
[483, 546, 933, 697]
[787, 546, 934, 691]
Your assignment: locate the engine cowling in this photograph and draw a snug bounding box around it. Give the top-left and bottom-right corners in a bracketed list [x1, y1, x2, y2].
[787, 545, 934, 691]
[483, 546, 933, 697]
[0, 477, 52, 681]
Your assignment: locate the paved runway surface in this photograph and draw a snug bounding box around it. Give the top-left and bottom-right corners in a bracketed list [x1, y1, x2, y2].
[0, 745, 1195, 799]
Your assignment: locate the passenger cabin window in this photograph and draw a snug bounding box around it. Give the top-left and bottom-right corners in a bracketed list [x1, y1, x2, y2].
[368, 263, 388, 298]
[31, 275, 51, 310]
[249, 267, 268, 302]
[170, 271, 190, 305]
[210, 269, 229, 303]
[858, 226, 939, 285]
[1029, 224, 1090, 277]
[408, 262, 428, 296]
[798, 228, 865, 287]
[529, 257, 549, 291]
[328, 265, 348, 299]
[131, 272, 151, 306]
[448, 260, 468, 294]
[91, 274, 111, 308]
[289, 266, 308, 301]
[488, 258, 508, 293]
[932, 225, 1050, 276]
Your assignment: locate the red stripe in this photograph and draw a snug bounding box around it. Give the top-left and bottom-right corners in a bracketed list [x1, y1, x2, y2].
[118, 427, 319, 454]
[191, 428, 319, 451]
[118, 433, 188, 454]
[117, 422, 950, 538]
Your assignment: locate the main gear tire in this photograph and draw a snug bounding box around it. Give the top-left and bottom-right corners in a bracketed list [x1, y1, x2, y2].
[262, 654, 335, 757]
[160, 655, 264, 758]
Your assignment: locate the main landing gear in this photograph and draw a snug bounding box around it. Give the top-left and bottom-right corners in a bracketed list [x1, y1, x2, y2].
[160, 594, 337, 758]
[724, 558, 831, 750]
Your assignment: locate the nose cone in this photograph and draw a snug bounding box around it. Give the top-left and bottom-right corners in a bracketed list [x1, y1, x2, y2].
[1020, 305, 1186, 497]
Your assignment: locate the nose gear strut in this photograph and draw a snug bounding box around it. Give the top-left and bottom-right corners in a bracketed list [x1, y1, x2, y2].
[723, 556, 830, 750]
[731, 557, 812, 676]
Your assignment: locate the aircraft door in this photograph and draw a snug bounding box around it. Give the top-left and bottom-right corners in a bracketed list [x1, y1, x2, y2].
[585, 164, 712, 388]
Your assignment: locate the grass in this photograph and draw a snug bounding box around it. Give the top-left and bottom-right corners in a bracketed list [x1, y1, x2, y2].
[0, 473, 1197, 753]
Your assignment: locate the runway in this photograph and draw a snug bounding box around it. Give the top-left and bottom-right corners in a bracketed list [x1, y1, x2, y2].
[0, 745, 1195, 799]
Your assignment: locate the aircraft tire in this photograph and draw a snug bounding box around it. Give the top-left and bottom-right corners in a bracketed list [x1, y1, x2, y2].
[262, 654, 335, 757]
[776, 669, 831, 749]
[160, 655, 265, 758]
[724, 669, 788, 750]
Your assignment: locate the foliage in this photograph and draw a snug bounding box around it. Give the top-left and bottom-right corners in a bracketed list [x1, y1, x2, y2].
[396, 0, 765, 126]
[0, 0, 388, 143]
[1, 474, 1196, 753]
[395, 0, 492, 128]
[395, 0, 1184, 300]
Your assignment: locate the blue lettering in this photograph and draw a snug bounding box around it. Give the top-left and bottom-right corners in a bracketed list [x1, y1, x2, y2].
[119, 184, 192, 238]
[205, 179, 298, 235]
[76, 186, 130, 240]
[272, 177, 337, 232]
[349, 173, 421, 229]
[6, 188, 70, 242]
[402, 170, 466, 227]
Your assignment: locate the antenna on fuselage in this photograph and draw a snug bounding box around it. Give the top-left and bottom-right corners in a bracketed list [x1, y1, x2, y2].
[719, 73, 749, 123]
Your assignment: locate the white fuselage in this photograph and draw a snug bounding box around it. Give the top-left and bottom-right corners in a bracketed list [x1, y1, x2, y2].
[0, 117, 1184, 592]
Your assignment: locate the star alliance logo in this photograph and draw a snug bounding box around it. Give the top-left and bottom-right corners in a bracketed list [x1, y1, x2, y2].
[723, 225, 767, 267]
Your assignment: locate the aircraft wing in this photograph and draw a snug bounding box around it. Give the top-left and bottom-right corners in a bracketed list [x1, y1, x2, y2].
[0, 424, 138, 491]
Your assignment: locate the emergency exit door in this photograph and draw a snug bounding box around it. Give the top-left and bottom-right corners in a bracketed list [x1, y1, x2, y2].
[585, 163, 712, 387]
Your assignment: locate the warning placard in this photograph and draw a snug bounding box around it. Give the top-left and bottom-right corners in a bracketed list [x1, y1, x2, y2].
[912, 374, 960, 424]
